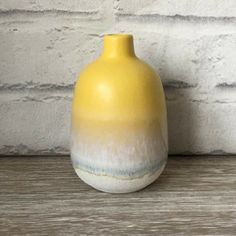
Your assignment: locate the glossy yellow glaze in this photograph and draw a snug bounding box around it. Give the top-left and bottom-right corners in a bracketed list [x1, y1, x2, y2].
[72, 34, 166, 126]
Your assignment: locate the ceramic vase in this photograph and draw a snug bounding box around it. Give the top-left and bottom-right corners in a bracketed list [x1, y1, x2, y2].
[71, 34, 168, 193]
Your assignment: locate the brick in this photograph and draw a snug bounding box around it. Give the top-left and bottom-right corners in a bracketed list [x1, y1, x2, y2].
[0, 0, 106, 13]
[168, 100, 236, 154]
[116, 0, 236, 18]
[197, 34, 236, 88]
[0, 96, 71, 154]
[0, 22, 102, 85]
[115, 0, 156, 14]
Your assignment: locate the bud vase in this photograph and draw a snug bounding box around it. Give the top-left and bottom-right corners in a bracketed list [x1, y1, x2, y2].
[70, 34, 168, 193]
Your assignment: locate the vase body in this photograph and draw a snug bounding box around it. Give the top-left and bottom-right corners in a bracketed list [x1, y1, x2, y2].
[70, 34, 168, 193]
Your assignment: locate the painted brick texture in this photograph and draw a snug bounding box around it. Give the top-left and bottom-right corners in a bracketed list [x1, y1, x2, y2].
[0, 0, 236, 155]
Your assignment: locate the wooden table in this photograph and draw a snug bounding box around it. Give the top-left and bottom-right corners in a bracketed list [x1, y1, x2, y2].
[0, 156, 236, 235]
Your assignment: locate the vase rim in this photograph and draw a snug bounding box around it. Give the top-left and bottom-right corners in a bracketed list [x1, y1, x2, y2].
[104, 34, 133, 38]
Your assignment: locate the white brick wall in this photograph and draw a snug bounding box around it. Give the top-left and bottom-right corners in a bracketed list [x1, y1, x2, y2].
[0, 0, 236, 155]
[116, 0, 236, 17]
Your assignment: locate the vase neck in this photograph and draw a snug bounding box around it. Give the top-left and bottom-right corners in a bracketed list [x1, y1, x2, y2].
[101, 34, 136, 59]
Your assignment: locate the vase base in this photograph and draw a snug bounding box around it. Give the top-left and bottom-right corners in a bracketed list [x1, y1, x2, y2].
[74, 165, 166, 193]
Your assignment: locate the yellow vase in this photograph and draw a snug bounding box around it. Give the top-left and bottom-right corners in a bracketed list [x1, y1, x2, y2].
[71, 34, 168, 193]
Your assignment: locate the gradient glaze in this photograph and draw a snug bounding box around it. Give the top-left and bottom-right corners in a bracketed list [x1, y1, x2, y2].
[71, 34, 168, 193]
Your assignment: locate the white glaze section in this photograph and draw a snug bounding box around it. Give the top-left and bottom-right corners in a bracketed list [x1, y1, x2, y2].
[71, 119, 168, 192]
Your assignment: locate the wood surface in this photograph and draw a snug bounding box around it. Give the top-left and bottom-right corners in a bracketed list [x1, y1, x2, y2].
[0, 156, 236, 235]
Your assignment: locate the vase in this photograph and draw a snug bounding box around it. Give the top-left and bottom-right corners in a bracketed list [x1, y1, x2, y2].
[70, 34, 168, 193]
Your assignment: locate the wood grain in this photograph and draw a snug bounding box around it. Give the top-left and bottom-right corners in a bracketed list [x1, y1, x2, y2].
[0, 156, 236, 235]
